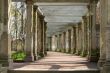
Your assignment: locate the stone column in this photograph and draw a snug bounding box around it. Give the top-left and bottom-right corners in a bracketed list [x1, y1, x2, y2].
[81, 16, 88, 57]
[59, 34, 62, 52]
[39, 15, 45, 57]
[61, 33, 63, 52]
[74, 25, 79, 54]
[52, 35, 57, 51]
[63, 32, 66, 52]
[73, 26, 77, 54]
[51, 36, 54, 51]
[32, 6, 38, 60]
[65, 31, 68, 53]
[0, 0, 11, 66]
[54, 35, 57, 51]
[48, 37, 52, 51]
[61, 32, 66, 53]
[44, 22, 47, 55]
[56, 34, 59, 51]
[86, 14, 90, 58]
[71, 28, 74, 54]
[68, 30, 71, 53]
[42, 18, 45, 56]
[98, 0, 106, 68]
[65, 30, 71, 53]
[78, 23, 82, 55]
[88, 0, 99, 62]
[101, 0, 110, 73]
[25, 0, 34, 61]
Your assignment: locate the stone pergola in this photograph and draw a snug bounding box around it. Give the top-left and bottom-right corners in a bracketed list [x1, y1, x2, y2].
[0, 0, 110, 73]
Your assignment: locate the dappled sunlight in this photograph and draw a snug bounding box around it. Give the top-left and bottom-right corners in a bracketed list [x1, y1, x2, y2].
[10, 52, 98, 71]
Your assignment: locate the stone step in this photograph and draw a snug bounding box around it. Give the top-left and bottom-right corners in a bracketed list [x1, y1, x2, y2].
[8, 70, 100, 73]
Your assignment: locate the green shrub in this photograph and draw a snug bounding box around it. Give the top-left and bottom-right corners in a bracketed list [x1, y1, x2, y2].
[11, 51, 26, 61]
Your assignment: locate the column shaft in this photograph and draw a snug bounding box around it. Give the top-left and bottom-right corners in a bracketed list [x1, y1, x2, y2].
[32, 6, 38, 60]
[81, 16, 87, 57]
[0, 0, 11, 66]
[101, 0, 110, 73]
[71, 28, 74, 54]
[38, 15, 45, 57]
[68, 30, 71, 53]
[88, 0, 99, 62]
[63, 32, 66, 52]
[25, 0, 34, 61]
[44, 22, 47, 55]
[75, 25, 79, 54]
[98, 0, 106, 68]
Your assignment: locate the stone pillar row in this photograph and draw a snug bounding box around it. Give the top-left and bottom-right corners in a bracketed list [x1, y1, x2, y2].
[0, 0, 48, 64]
[23, 0, 47, 61]
[51, 0, 98, 63]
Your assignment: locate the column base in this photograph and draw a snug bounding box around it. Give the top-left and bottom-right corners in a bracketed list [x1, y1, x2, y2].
[25, 55, 34, 62]
[81, 50, 87, 57]
[70, 49, 74, 54]
[67, 48, 71, 54]
[34, 55, 38, 61]
[38, 52, 45, 58]
[75, 50, 79, 55]
[102, 61, 110, 73]
[0, 60, 9, 67]
[88, 56, 99, 62]
[44, 51, 47, 55]
[98, 59, 105, 68]
[0, 56, 12, 67]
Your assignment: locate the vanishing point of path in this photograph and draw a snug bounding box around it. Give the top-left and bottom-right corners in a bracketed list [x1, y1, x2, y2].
[10, 51, 98, 71]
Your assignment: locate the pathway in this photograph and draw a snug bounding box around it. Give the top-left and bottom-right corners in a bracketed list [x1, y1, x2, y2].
[9, 51, 98, 71]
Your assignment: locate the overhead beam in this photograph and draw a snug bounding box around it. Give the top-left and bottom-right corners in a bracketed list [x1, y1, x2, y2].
[35, 0, 89, 3]
[12, 0, 89, 3]
[12, 0, 25, 2]
[44, 14, 84, 17]
[35, 3, 89, 6]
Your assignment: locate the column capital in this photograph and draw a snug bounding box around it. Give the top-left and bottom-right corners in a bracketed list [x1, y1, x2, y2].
[26, 0, 34, 4]
[55, 35, 57, 37]
[68, 29, 71, 32]
[44, 22, 47, 25]
[59, 34, 61, 36]
[90, 0, 98, 4]
[63, 32, 66, 34]
[48, 36, 52, 38]
[75, 25, 79, 28]
[39, 15, 45, 20]
[33, 6, 38, 12]
[78, 22, 82, 25]
[82, 16, 87, 20]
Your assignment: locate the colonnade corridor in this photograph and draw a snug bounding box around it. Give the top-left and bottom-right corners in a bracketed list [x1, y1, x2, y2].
[0, 0, 110, 73]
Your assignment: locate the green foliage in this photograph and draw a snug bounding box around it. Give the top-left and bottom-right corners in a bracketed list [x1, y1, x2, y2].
[11, 51, 26, 61]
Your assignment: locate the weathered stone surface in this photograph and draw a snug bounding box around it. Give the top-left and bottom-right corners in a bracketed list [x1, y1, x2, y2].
[0, 0, 12, 67]
[98, 0, 106, 68]
[25, 0, 34, 61]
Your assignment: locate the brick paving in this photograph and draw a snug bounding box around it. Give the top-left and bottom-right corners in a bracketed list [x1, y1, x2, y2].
[9, 52, 98, 71]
